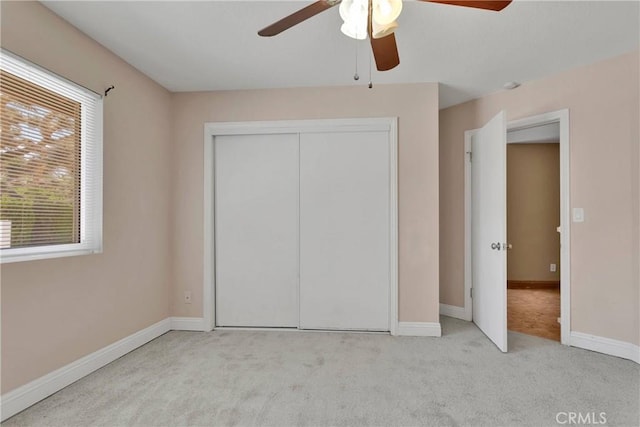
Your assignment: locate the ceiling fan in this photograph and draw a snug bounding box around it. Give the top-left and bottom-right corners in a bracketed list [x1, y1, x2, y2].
[258, 1, 512, 71]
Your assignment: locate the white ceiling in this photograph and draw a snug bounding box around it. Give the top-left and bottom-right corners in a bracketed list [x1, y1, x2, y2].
[42, 0, 639, 108]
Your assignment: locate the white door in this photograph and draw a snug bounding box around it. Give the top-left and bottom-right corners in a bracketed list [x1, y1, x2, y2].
[471, 111, 508, 352]
[299, 131, 390, 331]
[215, 134, 299, 327]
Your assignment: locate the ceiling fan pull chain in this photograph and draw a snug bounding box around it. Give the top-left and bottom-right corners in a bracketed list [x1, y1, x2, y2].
[368, 48, 373, 88]
[354, 37, 360, 81]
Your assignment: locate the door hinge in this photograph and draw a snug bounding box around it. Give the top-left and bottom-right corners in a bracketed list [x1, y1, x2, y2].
[466, 150, 472, 162]
[470, 287, 473, 298]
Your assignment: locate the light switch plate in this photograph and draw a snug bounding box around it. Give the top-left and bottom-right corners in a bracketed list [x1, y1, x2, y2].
[572, 207, 584, 223]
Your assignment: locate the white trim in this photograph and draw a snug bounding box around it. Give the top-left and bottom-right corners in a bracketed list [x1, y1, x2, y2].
[570, 332, 640, 364]
[203, 118, 399, 336]
[397, 322, 442, 337]
[170, 317, 205, 331]
[388, 118, 399, 336]
[203, 126, 215, 332]
[0, 319, 170, 422]
[440, 303, 471, 321]
[464, 109, 571, 345]
[204, 118, 392, 136]
[0, 247, 101, 264]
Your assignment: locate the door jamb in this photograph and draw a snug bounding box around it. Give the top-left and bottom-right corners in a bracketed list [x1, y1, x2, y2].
[203, 118, 399, 335]
[464, 109, 570, 345]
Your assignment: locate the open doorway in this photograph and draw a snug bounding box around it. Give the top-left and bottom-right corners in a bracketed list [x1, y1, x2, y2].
[506, 124, 561, 342]
[464, 109, 571, 351]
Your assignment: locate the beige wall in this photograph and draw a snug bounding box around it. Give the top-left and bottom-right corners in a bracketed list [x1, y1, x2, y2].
[0, 1, 173, 393]
[507, 143, 560, 282]
[440, 50, 640, 345]
[171, 84, 440, 323]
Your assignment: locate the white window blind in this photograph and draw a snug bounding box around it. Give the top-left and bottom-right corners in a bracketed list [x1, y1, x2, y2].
[0, 49, 102, 263]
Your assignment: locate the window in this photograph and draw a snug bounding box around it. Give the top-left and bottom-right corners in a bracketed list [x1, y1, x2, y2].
[0, 50, 102, 263]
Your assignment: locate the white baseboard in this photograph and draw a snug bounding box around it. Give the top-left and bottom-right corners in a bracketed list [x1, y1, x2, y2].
[397, 322, 442, 337]
[570, 331, 640, 364]
[439, 303, 471, 321]
[170, 317, 205, 331]
[0, 318, 171, 422]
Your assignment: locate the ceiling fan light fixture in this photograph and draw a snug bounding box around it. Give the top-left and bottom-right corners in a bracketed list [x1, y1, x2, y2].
[372, 0, 402, 26]
[340, 22, 368, 40]
[372, 19, 398, 39]
[339, 0, 369, 40]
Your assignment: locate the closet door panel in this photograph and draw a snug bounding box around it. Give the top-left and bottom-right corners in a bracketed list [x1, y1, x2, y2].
[299, 131, 390, 331]
[215, 134, 299, 327]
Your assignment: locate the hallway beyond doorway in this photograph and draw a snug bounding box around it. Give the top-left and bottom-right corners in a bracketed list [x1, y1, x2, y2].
[507, 287, 560, 341]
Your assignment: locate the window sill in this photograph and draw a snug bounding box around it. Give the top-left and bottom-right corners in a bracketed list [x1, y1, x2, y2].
[1, 246, 102, 264]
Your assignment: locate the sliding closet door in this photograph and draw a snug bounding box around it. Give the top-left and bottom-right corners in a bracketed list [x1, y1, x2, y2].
[299, 131, 390, 331]
[215, 134, 299, 327]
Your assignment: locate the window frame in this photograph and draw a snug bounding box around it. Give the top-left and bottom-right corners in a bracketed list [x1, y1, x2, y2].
[0, 49, 103, 263]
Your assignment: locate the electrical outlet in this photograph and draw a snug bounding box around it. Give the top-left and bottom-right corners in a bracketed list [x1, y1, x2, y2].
[184, 291, 192, 304]
[550, 263, 557, 272]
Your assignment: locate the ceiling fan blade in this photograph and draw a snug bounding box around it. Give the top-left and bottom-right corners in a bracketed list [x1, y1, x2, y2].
[370, 33, 400, 71]
[367, 0, 399, 71]
[258, 1, 340, 37]
[422, 1, 512, 11]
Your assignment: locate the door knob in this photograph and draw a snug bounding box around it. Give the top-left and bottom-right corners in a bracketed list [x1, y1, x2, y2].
[490, 242, 512, 250]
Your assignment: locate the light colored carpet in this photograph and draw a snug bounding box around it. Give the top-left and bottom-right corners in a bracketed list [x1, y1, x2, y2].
[3, 317, 639, 427]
